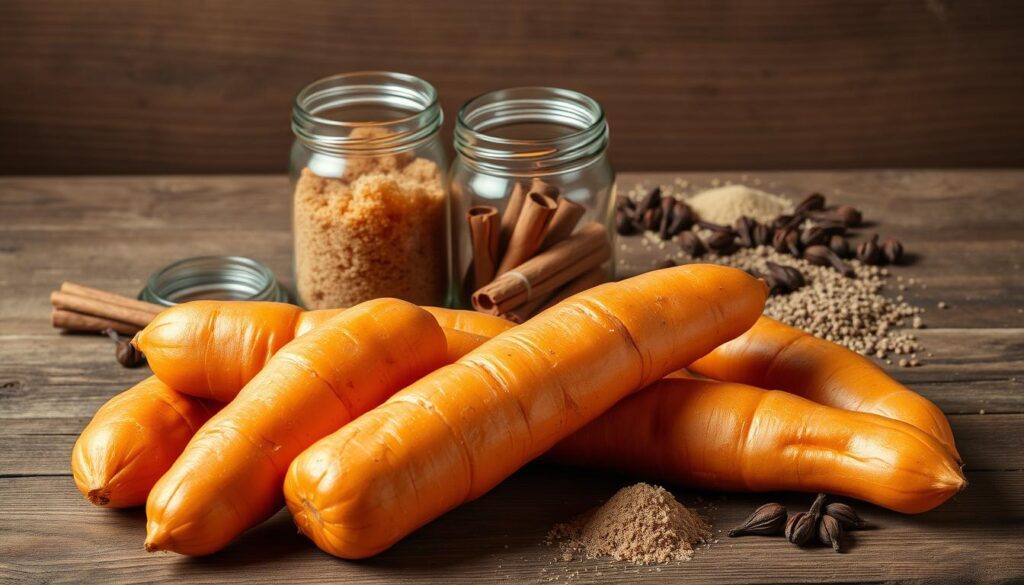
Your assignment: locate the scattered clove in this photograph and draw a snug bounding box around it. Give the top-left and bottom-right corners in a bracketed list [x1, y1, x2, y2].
[103, 328, 146, 368]
[824, 502, 866, 530]
[803, 245, 855, 278]
[615, 195, 635, 212]
[795, 192, 826, 214]
[678, 231, 707, 258]
[734, 216, 757, 248]
[658, 196, 675, 240]
[771, 228, 791, 254]
[642, 207, 662, 232]
[636, 186, 662, 217]
[615, 208, 638, 235]
[706, 230, 738, 255]
[764, 261, 805, 295]
[810, 205, 862, 227]
[882, 238, 904, 265]
[817, 514, 844, 552]
[828, 234, 851, 258]
[856, 234, 883, 265]
[752, 222, 773, 247]
[667, 201, 696, 235]
[784, 229, 802, 257]
[800, 226, 828, 247]
[772, 214, 797, 232]
[728, 503, 788, 537]
[786, 493, 827, 546]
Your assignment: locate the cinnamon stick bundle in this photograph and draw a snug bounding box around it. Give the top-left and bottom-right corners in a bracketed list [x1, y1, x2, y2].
[50, 281, 164, 334]
[495, 191, 558, 276]
[466, 206, 500, 290]
[51, 308, 140, 336]
[539, 197, 586, 251]
[473, 223, 610, 315]
[499, 266, 607, 324]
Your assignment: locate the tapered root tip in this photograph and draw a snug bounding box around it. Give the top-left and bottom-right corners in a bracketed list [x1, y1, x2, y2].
[87, 488, 110, 507]
[144, 529, 169, 553]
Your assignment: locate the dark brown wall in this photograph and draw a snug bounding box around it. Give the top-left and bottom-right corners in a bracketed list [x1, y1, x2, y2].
[2, 1, 1023, 175]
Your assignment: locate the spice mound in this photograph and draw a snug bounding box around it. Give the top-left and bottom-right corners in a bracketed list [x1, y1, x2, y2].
[293, 154, 446, 309]
[686, 184, 793, 225]
[547, 483, 711, 565]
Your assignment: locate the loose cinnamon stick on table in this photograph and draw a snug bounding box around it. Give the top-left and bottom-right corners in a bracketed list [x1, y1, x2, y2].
[466, 205, 500, 290]
[51, 308, 140, 336]
[50, 290, 156, 329]
[60, 281, 164, 316]
[473, 223, 610, 315]
[495, 191, 558, 276]
[539, 198, 586, 251]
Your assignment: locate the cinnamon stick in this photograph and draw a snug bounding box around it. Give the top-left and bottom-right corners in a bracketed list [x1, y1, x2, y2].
[51, 308, 140, 335]
[539, 198, 586, 251]
[528, 177, 560, 199]
[60, 281, 164, 316]
[495, 191, 558, 276]
[498, 182, 527, 258]
[466, 206, 500, 289]
[50, 290, 156, 329]
[473, 223, 610, 315]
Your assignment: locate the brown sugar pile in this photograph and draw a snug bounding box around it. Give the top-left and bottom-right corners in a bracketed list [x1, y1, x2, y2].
[547, 483, 712, 565]
[293, 142, 447, 309]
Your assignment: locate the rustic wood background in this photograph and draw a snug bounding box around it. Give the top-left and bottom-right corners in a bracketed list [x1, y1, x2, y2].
[2, 1, 1023, 175]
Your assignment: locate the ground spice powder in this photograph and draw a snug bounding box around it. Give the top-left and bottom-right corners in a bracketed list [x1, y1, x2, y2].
[292, 155, 446, 309]
[548, 483, 711, 565]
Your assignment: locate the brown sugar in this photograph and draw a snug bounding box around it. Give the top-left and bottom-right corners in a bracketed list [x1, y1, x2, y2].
[547, 483, 711, 565]
[293, 152, 447, 309]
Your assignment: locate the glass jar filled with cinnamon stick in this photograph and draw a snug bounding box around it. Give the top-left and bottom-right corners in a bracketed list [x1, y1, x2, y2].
[450, 87, 614, 318]
[290, 72, 449, 309]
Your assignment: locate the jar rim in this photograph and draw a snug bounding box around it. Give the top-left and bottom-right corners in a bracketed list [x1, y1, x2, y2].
[139, 255, 288, 306]
[453, 87, 608, 173]
[292, 71, 442, 154]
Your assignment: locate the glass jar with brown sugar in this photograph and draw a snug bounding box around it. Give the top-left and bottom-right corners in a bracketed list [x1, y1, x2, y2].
[289, 72, 449, 309]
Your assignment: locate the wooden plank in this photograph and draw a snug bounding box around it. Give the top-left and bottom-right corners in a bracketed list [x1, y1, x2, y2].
[1, 469, 1021, 584]
[2, 2, 1024, 174]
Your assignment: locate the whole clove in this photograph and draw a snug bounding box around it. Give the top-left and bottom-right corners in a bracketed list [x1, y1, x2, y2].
[882, 238, 904, 265]
[785, 512, 817, 546]
[658, 196, 675, 240]
[706, 230, 738, 255]
[817, 514, 844, 552]
[615, 195, 636, 212]
[811, 205, 862, 227]
[856, 234, 883, 265]
[800, 226, 828, 247]
[735, 216, 757, 248]
[697, 219, 736, 235]
[804, 245, 855, 278]
[771, 214, 797, 232]
[636, 186, 662, 217]
[103, 328, 146, 368]
[784, 229, 802, 257]
[764, 261, 805, 295]
[795, 192, 826, 214]
[786, 493, 827, 546]
[828, 234, 851, 258]
[728, 503, 788, 537]
[815, 220, 848, 236]
[642, 207, 662, 231]
[824, 502, 866, 530]
[772, 228, 791, 254]
[615, 208, 638, 235]
[667, 201, 696, 236]
[678, 231, 707, 258]
[752, 222, 773, 247]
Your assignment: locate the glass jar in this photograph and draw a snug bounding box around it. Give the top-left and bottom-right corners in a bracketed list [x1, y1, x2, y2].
[449, 87, 614, 307]
[290, 72, 449, 309]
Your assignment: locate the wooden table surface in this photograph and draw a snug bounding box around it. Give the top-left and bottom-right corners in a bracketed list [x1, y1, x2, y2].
[1, 171, 1022, 584]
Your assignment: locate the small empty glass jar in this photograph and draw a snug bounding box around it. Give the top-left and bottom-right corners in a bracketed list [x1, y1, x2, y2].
[290, 72, 449, 309]
[449, 87, 614, 306]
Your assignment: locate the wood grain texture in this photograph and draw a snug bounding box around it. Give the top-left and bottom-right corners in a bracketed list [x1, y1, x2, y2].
[0, 171, 1022, 583]
[2, 1, 1024, 174]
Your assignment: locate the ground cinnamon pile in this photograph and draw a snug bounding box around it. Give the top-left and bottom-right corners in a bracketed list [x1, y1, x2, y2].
[547, 483, 711, 565]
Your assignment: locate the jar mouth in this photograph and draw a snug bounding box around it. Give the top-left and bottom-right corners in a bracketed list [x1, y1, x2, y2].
[292, 71, 443, 155]
[454, 87, 608, 174]
[140, 255, 288, 306]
